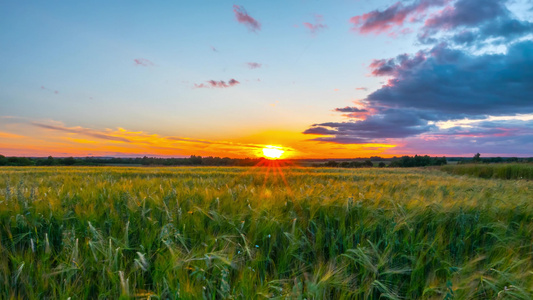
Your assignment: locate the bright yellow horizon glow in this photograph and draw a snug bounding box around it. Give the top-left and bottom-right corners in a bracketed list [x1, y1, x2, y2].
[262, 146, 284, 159]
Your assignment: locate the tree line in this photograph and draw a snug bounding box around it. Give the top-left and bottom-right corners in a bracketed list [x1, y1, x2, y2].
[458, 153, 533, 164]
[0, 155, 263, 166]
[317, 155, 447, 168]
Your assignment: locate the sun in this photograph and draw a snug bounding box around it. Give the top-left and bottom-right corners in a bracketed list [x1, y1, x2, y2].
[262, 146, 284, 159]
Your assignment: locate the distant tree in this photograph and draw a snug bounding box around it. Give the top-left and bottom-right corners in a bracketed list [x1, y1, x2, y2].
[43, 156, 56, 166]
[364, 160, 373, 167]
[0, 155, 6, 166]
[378, 162, 386, 168]
[340, 161, 350, 168]
[472, 153, 481, 163]
[325, 161, 339, 167]
[189, 155, 203, 165]
[63, 157, 76, 166]
[7, 157, 33, 166]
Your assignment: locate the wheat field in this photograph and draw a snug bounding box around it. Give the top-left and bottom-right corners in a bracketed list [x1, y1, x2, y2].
[1, 166, 532, 299]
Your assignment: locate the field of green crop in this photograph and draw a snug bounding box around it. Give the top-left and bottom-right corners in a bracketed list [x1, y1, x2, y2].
[1, 166, 533, 299]
[441, 163, 533, 180]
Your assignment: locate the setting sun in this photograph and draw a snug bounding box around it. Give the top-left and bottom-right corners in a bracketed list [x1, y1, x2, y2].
[262, 146, 284, 159]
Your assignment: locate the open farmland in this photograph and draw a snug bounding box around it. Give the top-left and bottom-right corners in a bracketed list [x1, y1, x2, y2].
[1, 167, 533, 299]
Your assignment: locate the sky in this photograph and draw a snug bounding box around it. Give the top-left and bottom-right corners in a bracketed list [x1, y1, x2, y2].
[1, 0, 532, 158]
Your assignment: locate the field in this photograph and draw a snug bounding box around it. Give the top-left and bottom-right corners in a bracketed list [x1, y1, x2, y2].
[442, 163, 533, 180]
[1, 166, 533, 299]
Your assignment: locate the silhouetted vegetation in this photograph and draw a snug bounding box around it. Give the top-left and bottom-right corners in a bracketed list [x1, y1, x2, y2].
[458, 153, 533, 164]
[317, 155, 447, 168]
[389, 155, 447, 167]
[0, 155, 263, 167]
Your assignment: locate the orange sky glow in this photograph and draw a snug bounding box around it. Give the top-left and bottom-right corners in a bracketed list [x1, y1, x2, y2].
[0, 120, 396, 159]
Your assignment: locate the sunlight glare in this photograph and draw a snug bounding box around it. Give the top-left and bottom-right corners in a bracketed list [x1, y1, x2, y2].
[262, 146, 284, 159]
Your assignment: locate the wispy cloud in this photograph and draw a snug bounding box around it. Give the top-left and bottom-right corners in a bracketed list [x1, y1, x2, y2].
[0, 131, 25, 139]
[33, 123, 133, 143]
[41, 86, 59, 94]
[233, 5, 261, 32]
[246, 62, 262, 69]
[303, 15, 327, 35]
[133, 58, 154, 67]
[334, 107, 368, 113]
[194, 79, 240, 88]
[18, 120, 292, 158]
[350, 0, 447, 35]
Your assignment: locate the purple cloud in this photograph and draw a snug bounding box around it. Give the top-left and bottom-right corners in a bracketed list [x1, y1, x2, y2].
[369, 50, 426, 77]
[350, 0, 448, 35]
[194, 79, 240, 89]
[334, 107, 368, 113]
[419, 0, 533, 45]
[246, 62, 262, 69]
[233, 5, 261, 32]
[304, 40, 533, 146]
[133, 58, 154, 67]
[303, 15, 327, 35]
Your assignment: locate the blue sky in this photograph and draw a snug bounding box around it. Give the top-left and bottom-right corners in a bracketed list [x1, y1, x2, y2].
[1, 0, 532, 158]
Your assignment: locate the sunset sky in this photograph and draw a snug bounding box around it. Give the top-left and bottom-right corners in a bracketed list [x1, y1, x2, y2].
[1, 0, 532, 158]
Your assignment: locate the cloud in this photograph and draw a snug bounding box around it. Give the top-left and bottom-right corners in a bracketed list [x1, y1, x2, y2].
[350, 0, 448, 35]
[334, 106, 368, 113]
[304, 109, 433, 143]
[33, 123, 133, 143]
[304, 40, 533, 147]
[356, 87, 368, 91]
[15, 120, 291, 157]
[303, 15, 327, 35]
[133, 58, 154, 67]
[387, 121, 533, 156]
[369, 50, 426, 76]
[419, 0, 533, 45]
[367, 41, 533, 116]
[0, 132, 25, 139]
[246, 62, 262, 69]
[41, 86, 59, 94]
[194, 79, 240, 89]
[305, 0, 533, 154]
[233, 5, 261, 32]
[350, 0, 532, 45]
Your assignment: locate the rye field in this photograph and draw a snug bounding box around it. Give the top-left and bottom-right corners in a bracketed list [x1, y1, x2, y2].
[1, 166, 533, 299]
